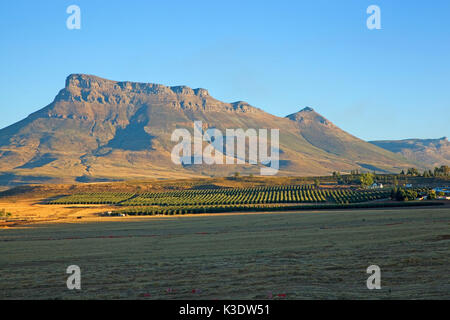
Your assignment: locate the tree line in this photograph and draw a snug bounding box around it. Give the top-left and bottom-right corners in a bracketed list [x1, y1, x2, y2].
[401, 165, 449, 177]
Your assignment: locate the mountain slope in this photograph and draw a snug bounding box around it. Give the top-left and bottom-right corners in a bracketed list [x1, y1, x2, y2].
[0, 74, 416, 185]
[370, 137, 450, 168]
[285, 107, 414, 173]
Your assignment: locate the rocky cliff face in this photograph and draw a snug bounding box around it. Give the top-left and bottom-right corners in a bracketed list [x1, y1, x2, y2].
[0, 74, 417, 185]
[55, 74, 257, 114]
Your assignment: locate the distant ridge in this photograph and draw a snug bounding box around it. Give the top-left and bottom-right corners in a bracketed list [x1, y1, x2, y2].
[370, 137, 450, 167]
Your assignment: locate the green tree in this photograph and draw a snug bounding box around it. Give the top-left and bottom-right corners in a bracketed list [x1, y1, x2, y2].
[314, 179, 320, 188]
[394, 188, 417, 201]
[391, 186, 398, 200]
[443, 165, 449, 176]
[393, 176, 399, 187]
[407, 168, 419, 176]
[427, 190, 436, 200]
[434, 165, 449, 176]
[359, 173, 375, 188]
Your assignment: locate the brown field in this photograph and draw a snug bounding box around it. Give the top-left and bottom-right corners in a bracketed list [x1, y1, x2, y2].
[1, 191, 448, 229]
[1, 206, 449, 300]
[1, 178, 449, 300]
[0, 198, 116, 228]
[0, 198, 313, 228]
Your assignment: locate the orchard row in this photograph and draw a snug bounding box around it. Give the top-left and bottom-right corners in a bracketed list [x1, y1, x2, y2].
[48, 186, 391, 206]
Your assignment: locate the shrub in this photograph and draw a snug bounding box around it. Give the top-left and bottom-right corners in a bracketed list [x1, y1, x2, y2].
[427, 190, 437, 200]
[0, 209, 12, 218]
[394, 188, 417, 201]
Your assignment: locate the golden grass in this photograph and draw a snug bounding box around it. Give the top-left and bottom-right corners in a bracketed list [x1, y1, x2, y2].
[0, 199, 117, 228]
[1, 207, 449, 299]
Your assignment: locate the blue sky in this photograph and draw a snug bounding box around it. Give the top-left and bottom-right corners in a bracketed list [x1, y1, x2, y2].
[1, 0, 449, 140]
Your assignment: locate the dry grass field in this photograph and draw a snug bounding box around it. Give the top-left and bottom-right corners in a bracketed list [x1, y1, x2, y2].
[1, 206, 449, 299]
[0, 198, 117, 228]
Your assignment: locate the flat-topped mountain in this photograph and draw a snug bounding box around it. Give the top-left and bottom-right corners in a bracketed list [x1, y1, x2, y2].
[0, 74, 417, 185]
[58, 74, 258, 114]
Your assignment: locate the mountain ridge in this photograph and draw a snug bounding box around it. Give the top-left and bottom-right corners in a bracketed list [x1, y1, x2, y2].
[0, 74, 424, 186]
[370, 137, 450, 168]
